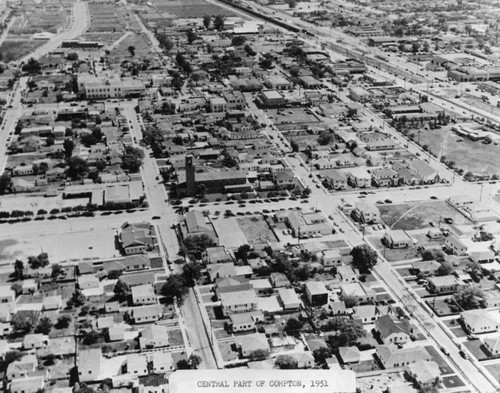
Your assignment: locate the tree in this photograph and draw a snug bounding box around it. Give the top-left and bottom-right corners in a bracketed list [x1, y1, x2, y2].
[312, 347, 332, 364]
[22, 58, 41, 75]
[275, 355, 298, 369]
[68, 289, 86, 308]
[0, 173, 13, 195]
[121, 146, 144, 173]
[82, 330, 101, 345]
[203, 15, 211, 29]
[214, 15, 226, 31]
[114, 280, 131, 302]
[183, 234, 216, 260]
[177, 359, 191, 369]
[351, 245, 377, 273]
[259, 57, 273, 70]
[195, 183, 207, 198]
[235, 244, 251, 263]
[290, 139, 299, 152]
[287, 0, 297, 8]
[67, 156, 88, 180]
[317, 132, 333, 146]
[46, 135, 55, 146]
[28, 253, 49, 269]
[437, 261, 453, 276]
[56, 315, 71, 329]
[161, 274, 189, 305]
[128, 45, 135, 57]
[182, 263, 202, 287]
[421, 248, 445, 262]
[67, 52, 79, 61]
[35, 317, 53, 335]
[63, 138, 74, 160]
[51, 264, 64, 279]
[13, 260, 24, 280]
[284, 317, 303, 334]
[157, 33, 174, 52]
[453, 285, 484, 310]
[0, 351, 23, 372]
[186, 30, 197, 45]
[188, 353, 202, 369]
[248, 349, 270, 361]
[231, 36, 247, 46]
[412, 41, 421, 54]
[12, 313, 33, 333]
[341, 293, 359, 308]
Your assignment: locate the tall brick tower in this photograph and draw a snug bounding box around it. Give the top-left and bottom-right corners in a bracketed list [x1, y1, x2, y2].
[185, 155, 196, 196]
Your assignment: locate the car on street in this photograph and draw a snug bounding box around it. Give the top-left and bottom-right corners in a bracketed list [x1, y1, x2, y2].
[459, 350, 468, 359]
[384, 199, 392, 203]
[430, 196, 437, 200]
[440, 347, 450, 356]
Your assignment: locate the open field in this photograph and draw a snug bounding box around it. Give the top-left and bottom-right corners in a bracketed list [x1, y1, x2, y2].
[417, 126, 500, 175]
[0, 40, 49, 62]
[155, 0, 237, 18]
[378, 201, 471, 230]
[111, 33, 152, 58]
[0, 227, 119, 264]
[0, 194, 89, 212]
[236, 216, 277, 244]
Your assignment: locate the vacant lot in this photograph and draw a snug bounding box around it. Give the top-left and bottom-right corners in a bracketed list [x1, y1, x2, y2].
[463, 340, 491, 361]
[378, 201, 470, 230]
[0, 227, 118, 264]
[155, 0, 237, 18]
[424, 345, 454, 375]
[111, 33, 152, 58]
[485, 363, 500, 381]
[0, 40, 48, 62]
[237, 216, 277, 244]
[418, 126, 500, 175]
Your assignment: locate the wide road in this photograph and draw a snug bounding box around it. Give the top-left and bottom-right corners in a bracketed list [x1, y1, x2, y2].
[18, 0, 90, 64]
[119, 101, 219, 369]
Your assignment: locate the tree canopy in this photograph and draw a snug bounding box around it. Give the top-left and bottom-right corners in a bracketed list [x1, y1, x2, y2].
[351, 245, 377, 273]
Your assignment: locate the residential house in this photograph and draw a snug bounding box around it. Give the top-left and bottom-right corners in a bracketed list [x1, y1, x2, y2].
[179, 210, 218, 244]
[6, 355, 38, 380]
[10, 376, 45, 393]
[151, 351, 174, 373]
[383, 230, 413, 249]
[23, 334, 48, 349]
[317, 249, 342, 267]
[405, 360, 441, 389]
[484, 336, 500, 356]
[229, 312, 263, 333]
[119, 222, 157, 255]
[42, 295, 62, 311]
[376, 345, 431, 369]
[411, 260, 441, 277]
[461, 310, 499, 334]
[237, 333, 270, 358]
[270, 272, 291, 288]
[103, 255, 151, 273]
[352, 305, 379, 324]
[340, 282, 376, 303]
[348, 168, 371, 188]
[305, 281, 328, 306]
[375, 315, 412, 344]
[288, 352, 315, 368]
[337, 266, 358, 283]
[372, 168, 399, 187]
[338, 347, 361, 364]
[0, 286, 15, 304]
[277, 288, 302, 311]
[323, 170, 347, 190]
[354, 201, 381, 224]
[427, 275, 465, 294]
[139, 324, 170, 349]
[445, 234, 469, 256]
[131, 304, 163, 324]
[78, 348, 103, 382]
[127, 353, 148, 376]
[220, 289, 258, 316]
[131, 284, 157, 305]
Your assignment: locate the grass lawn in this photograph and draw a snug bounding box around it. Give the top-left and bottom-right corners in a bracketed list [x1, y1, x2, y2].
[395, 267, 412, 277]
[442, 375, 466, 389]
[463, 340, 491, 361]
[378, 201, 471, 230]
[218, 340, 239, 362]
[167, 329, 184, 346]
[485, 362, 500, 381]
[111, 33, 152, 58]
[426, 298, 459, 317]
[237, 216, 277, 244]
[425, 345, 454, 375]
[155, 1, 237, 18]
[369, 236, 420, 262]
[214, 329, 232, 339]
[0, 39, 48, 62]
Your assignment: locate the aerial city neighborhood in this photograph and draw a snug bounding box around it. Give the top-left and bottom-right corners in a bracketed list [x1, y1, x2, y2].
[1, 0, 500, 392]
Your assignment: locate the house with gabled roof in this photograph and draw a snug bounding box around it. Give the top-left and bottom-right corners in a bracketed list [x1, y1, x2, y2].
[207, 263, 237, 282]
[103, 255, 151, 273]
[179, 210, 218, 244]
[131, 284, 157, 305]
[131, 304, 163, 324]
[375, 315, 412, 344]
[139, 324, 170, 349]
[376, 345, 431, 369]
[411, 260, 441, 277]
[9, 376, 45, 393]
[484, 336, 500, 356]
[119, 222, 157, 255]
[23, 334, 48, 350]
[338, 346, 361, 364]
[220, 289, 258, 317]
[6, 355, 38, 380]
